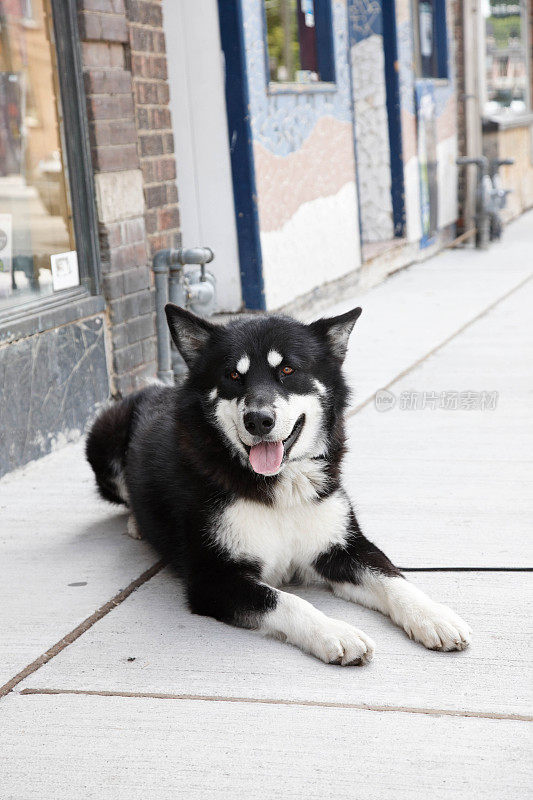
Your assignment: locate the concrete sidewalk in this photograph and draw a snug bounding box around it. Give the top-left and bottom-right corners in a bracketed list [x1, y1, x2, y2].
[1, 212, 532, 799]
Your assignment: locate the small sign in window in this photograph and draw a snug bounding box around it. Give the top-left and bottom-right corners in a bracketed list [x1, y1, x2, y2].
[50, 251, 79, 292]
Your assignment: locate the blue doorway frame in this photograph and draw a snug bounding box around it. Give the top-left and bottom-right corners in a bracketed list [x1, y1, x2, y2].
[217, 0, 265, 311]
[348, 0, 405, 240]
[382, 0, 406, 237]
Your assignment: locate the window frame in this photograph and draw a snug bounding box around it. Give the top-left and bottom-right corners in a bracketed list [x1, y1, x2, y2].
[412, 0, 450, 82]
[262, 0, 337, 95]
[0, 0, 101, 332]
[482, 0, 531, 117]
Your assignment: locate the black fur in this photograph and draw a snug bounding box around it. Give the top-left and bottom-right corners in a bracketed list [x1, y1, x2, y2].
[86, 308, 402, 641]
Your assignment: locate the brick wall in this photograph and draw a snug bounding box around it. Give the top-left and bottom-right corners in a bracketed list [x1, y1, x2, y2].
[126, 0, 180, 256]
[78, 0, 180, 396]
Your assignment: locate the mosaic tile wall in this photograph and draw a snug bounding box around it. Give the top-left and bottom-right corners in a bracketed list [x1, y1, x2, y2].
[348, 0, 394, 242]
[241, 0, 361, 309]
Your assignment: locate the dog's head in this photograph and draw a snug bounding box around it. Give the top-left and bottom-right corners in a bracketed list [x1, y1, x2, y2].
[166, 305, 361, 476]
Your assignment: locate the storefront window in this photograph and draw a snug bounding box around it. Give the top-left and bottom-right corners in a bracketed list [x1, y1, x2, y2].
[265, 0, 334, 84]
[0, 0, 78, 313]
[483, 0, 529, 116]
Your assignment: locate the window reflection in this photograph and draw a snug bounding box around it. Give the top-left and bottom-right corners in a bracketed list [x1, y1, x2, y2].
[0, 0, 76, 313]
[265, 0, 321, 84]
[484, 0, 529, 116]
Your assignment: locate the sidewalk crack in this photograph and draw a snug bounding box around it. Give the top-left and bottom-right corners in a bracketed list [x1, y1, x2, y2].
[0, 560, 165, 699]
[346, 272, 533, 419]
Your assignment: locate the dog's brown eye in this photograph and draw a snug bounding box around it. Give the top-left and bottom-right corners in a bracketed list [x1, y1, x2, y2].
[281, 366, 294, 375]
[230, 371, 240, 381]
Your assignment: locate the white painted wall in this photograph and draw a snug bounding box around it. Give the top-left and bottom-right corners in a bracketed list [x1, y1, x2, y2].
[261, 183, 361, 310]
[162, 0, 242, 312]
[404, 156, 423, 242]
[437, 135, 458, 229]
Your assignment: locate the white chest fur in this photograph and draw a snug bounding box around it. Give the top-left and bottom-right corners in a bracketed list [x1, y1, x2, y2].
[215, 485, 350, 586]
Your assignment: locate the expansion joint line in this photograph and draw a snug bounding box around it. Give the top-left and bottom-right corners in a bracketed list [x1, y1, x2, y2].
[0, 561, 166, 698]
[18, 688, 533, 723]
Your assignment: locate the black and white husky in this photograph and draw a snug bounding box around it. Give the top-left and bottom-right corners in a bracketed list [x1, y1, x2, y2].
[87, 304, 471, 666]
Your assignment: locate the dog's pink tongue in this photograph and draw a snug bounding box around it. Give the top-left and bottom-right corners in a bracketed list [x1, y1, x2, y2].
[249, 441, 284, 475]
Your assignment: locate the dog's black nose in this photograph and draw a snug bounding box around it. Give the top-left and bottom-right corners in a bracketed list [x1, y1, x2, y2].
[244, 410, 275, 435]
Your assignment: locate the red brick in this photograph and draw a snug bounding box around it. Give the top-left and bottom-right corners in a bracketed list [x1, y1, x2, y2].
[156, 82, 169, 105]
[135, 106, 150, 129]
[150, 106, 171, 129]
[126, 0, 163, 27]
[130, 26, 154, 52]
[141, 156, 176, 184]
[153, 31, 166, 53]
[90, 119, 137, 147]
[81, 41, 124, 68]
[139, 133, 163, 156]
[144, 209, 158, 235]
[144, 183, 167, 208]
[158, 205, 179, 231]
[158, 157, 176, 181]
[87, 94, 134, 121]
[80, 0, 125, 12]
[109, 242, 148, 271]
[131, 54, 167, 80]
[166, 183, 178, 204]
[91, 143, 139, 171]
[79, 11, 128, 42]
[162, 132, 174, 154]
[84, 69, 132, 95]
[134, 80, 159, 105]
[148, 231, 180, 255]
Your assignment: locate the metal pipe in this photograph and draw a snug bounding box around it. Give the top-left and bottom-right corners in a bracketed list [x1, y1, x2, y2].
[153, 247, 214, 269]
[175, 246, 214, 266]
[168, 263, 187, 380]
[152, 247, 216, 383]
[152, 262, 174, 384]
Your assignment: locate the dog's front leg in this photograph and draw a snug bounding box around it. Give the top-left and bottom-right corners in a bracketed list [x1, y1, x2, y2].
[314, 510, 471, 652]
[188, 564, 375, 666]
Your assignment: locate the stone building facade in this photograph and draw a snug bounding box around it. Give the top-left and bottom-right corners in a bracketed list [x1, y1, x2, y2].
[0, 0, 179, 475]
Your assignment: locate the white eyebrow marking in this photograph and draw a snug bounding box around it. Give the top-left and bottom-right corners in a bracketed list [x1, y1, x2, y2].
[236, 355, 250, 374]
[209, 388, 218, 400]
[314, 379, 327, 396]
[267, 349, 283, 368]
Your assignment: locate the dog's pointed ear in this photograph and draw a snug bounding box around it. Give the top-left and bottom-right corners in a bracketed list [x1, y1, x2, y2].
[165, 304, 216, 367]
[309, 307, 362, 362]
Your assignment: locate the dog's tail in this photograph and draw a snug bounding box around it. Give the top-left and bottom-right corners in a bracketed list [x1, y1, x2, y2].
[86, 391, 146, 506]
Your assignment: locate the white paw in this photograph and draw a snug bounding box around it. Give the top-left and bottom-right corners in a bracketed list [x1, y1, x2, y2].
[311, 618, 375, 666]
[127, 515, 142, 540]
[403, 602, 471, 652]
